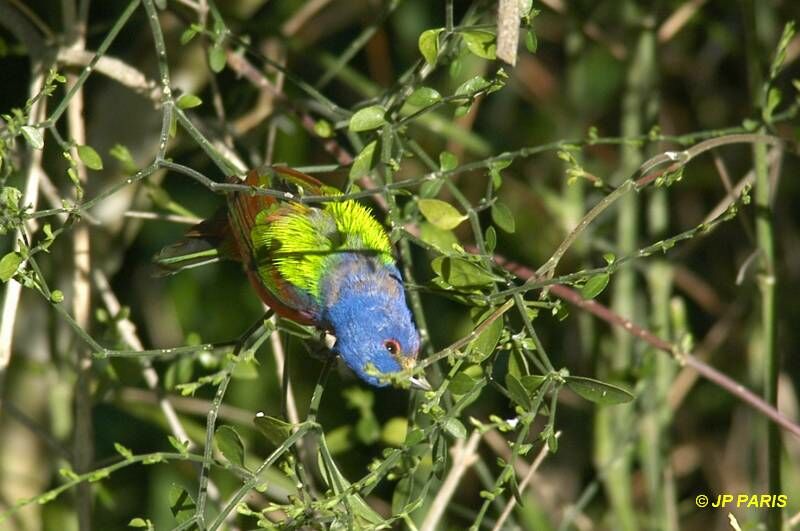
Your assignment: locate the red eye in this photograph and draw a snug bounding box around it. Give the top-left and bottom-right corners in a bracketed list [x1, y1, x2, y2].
[384, 340, 401, 356]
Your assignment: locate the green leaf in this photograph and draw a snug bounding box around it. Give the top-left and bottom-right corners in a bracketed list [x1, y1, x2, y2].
[407, 86, 442, 108]
[491, 202, 516, 233]
[525, 30, 538, 53]
[231, 359, 259, 379]
[77, 144, 103, 170]
[505, 373, 532, 409]
[439, 151, 458, 172]
[209, 44, 226, 73]
[381, 417, 408, 447]
[460, 30, 497, 60]
[355, 415, 380, 445]
[176, 93, 202, 109]
[349, 106, 386, 132]
[215, 425, 245, 467]
[168, 484, 196, 524]
[418, 198, 466, 230]
[254, 413, 293, 447]
[314, 119, 333, 138]
[520, 374, 546, 394]
[419, 221, 458, 253]
[580, 274, 610, 299]
[485, 226, 497, 253]
[114, 442, 133, 460]
[418, 28, 443, 65]
[770, 21, 796, 79]
[442, 417, 467, 439]
[128, 517, 150, 528]
[450, 371, 479, 395]
[167, 435, 189, 456]
[564, 376, 634, 405]
[469, 310, 503, 362]
[455, 76, 491, 98]
[0, 252, 22, 282]
[350, 140, 377, 179]
[1, 187, 22, 211]
[110, 144, 137, 173]
[763, 87, 781, 122]
[180, 27, 198, 45]
[432, 256, 498, 288]
[21, 126, 43, 150]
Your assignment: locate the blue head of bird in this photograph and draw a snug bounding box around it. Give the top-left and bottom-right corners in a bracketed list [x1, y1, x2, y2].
[321, 258, 420, 387]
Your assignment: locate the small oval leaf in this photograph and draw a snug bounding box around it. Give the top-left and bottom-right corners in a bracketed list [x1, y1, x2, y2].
[431, 256, 498, 288]
[460, 30, 497, 60]
[469, 311, 503, 363]
[581, 274, 610, 299]
[0, 252, 23, 282]
[418, 28, 443, 65]
[565, 376, 634, 405]
[214, 425, 245, 467]
[349, 106, 386, 132]
[442, 417, 467, 439]
[418, 198, 466, 230]
[77, 144, 103, 170]
[168, 484, 196, 524]
[176, 93, 202, 109]
[254, 413, 293, 447]
[209, 44, 226, 72]
[491, 202, 516, 233]
[350, 140, 377, 179]
[21, 126, 44, 150]
[505, 373, 532, 409]
[450, 371, 479, 395]
[407, 86, 442, 107]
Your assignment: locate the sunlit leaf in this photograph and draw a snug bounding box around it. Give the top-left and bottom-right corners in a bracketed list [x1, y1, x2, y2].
[176, 93, 202, 109]
[349, 105, 386, 132]
[460, 30, 497, 60]
[407, 86, 442, 107]
[418, 198, 466, 230]
[21, 126, 43, 149]
[418, 28, 443, 65]
[77, 144, 103, 170]
[0, 252, 22, 282]
[168, 484, 196, 524]
[350, 140, 377, 179]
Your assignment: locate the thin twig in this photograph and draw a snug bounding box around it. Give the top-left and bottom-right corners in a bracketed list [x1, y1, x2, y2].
[491, 432, 561, 531]
[63, 2, 94, 527]
[0, 70, 46, 408]
[419, 430, 482, 531]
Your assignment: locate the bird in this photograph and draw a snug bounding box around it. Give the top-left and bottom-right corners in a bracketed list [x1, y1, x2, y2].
[155, 165, 426, 388]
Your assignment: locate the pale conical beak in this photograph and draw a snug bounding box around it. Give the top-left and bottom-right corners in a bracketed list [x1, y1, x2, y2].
[408, 375, 432, 391]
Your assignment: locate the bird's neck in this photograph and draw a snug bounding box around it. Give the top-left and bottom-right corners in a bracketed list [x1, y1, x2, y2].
[319, 253, 402, 322]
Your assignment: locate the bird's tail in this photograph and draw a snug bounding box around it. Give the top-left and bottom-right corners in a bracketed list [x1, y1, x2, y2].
[152, 208, 241, 276]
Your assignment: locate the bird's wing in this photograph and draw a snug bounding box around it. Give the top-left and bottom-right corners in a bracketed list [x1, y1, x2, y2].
[227, 166, 331, 323]
[227, 166, 395, 322]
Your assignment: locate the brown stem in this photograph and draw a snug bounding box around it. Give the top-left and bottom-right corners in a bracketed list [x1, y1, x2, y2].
[490, 253, 800, 440]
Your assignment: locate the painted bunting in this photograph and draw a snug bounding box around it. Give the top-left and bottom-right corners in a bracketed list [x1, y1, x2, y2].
[156, 166, 426, 388]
